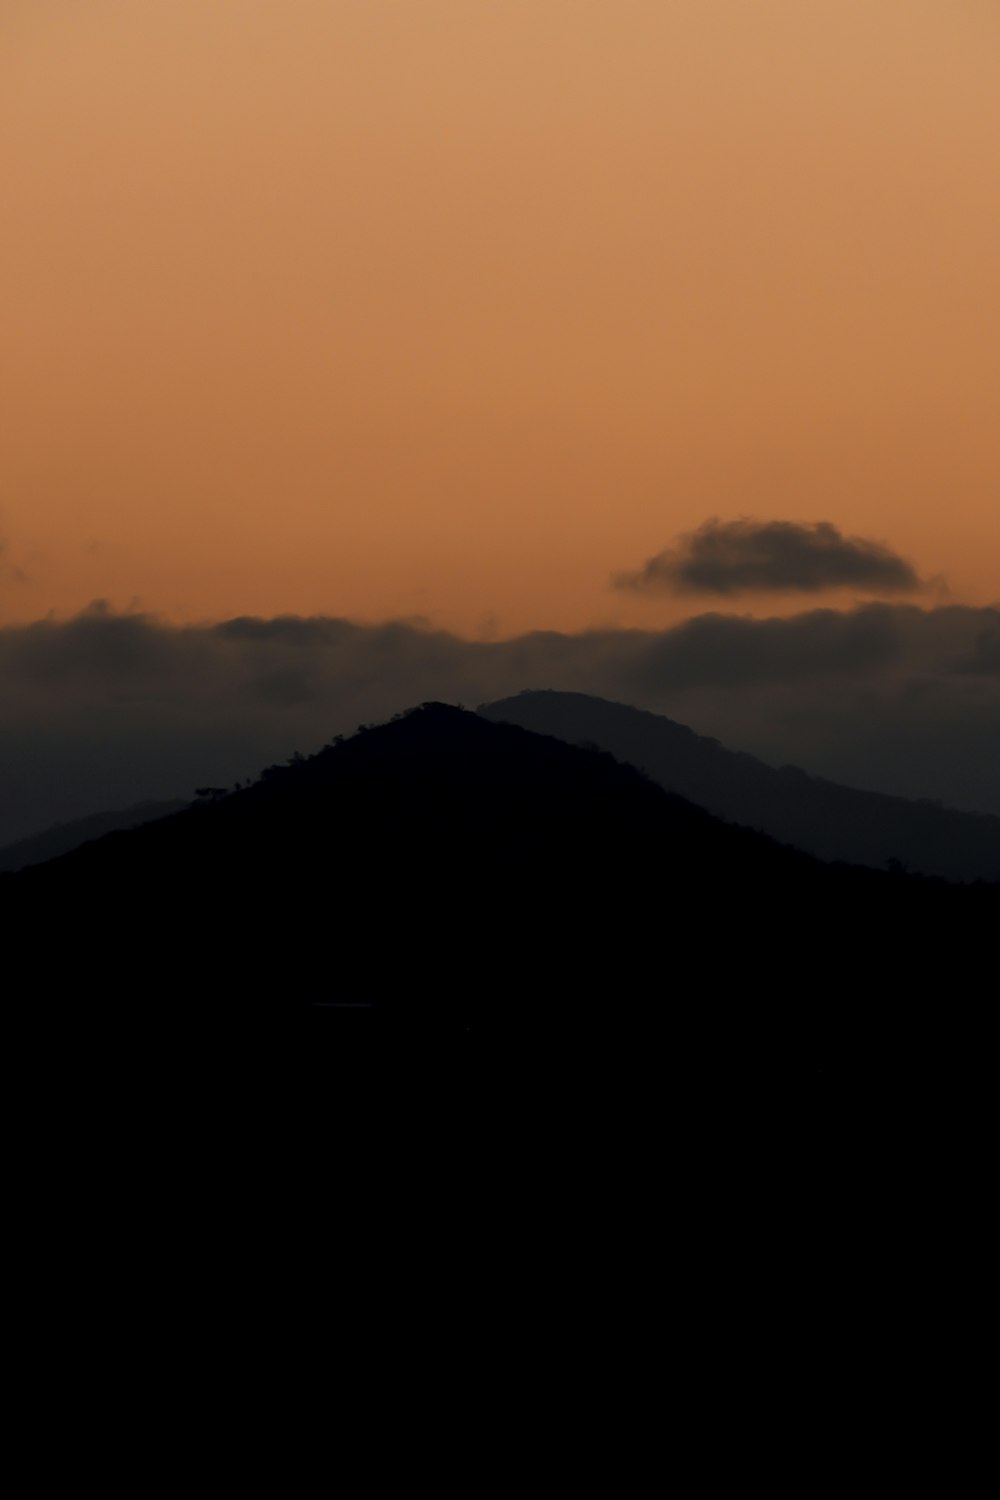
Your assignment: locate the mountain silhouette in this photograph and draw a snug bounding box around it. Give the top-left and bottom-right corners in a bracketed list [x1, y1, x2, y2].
[0, 800, 190, 874]
[481, 691, 1000, 882]
[6, 703, 995, 1071]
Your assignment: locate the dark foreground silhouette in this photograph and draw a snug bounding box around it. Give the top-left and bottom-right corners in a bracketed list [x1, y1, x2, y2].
[11, 706, 986, 1440]
[5, 703, 996, 1077]
[482, 691, 1000, 882]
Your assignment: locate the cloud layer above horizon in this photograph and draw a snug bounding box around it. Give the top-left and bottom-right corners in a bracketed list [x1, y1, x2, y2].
[615, 519, 925, 597]
[1, 601, 997, 847]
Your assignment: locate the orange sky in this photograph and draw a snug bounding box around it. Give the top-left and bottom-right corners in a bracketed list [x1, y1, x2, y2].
[2, 0, 997, 634]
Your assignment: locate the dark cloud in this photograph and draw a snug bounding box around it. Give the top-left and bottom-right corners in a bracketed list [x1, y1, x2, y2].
[0, 538, 30, 586]
[627, 605, 903, 689]
[614, 518, 924, 596]
[1, 601, 998, 846]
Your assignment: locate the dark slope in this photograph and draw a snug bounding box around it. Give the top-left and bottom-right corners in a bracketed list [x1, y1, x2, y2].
[0, 800, 190, 874]
[481, 691, 1000, 882]
[6, 703, 995, 1068]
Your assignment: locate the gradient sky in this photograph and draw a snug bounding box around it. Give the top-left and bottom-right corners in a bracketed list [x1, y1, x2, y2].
[2, 0, 997, 634]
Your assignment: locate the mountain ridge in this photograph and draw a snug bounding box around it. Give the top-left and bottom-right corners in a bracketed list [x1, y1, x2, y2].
[0, 799, 191, 874]
[481, 691, 1000, 882]
[7, 704, 994, 1057]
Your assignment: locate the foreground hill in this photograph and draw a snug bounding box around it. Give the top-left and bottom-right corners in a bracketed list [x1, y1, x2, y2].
[0, 800, 190, 874]
[482, 691, 1000, 882]
[6, 703, 995, 1067]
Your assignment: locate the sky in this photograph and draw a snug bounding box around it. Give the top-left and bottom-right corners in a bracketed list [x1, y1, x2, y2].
[2, 0, 997, 634]
[0, 2, 997, 842]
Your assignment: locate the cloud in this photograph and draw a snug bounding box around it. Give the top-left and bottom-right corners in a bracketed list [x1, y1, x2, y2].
[0, 538, 30, 586]
[2, 600, 999, 847]
[614, 518, 925, 597]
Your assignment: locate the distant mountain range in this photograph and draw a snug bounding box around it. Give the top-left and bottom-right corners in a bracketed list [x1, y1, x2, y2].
[0, 800, 190, 874]
[11, 693, 998, 884]
[481, 692, 1000, 883]
[6, 704, 995, 1069]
